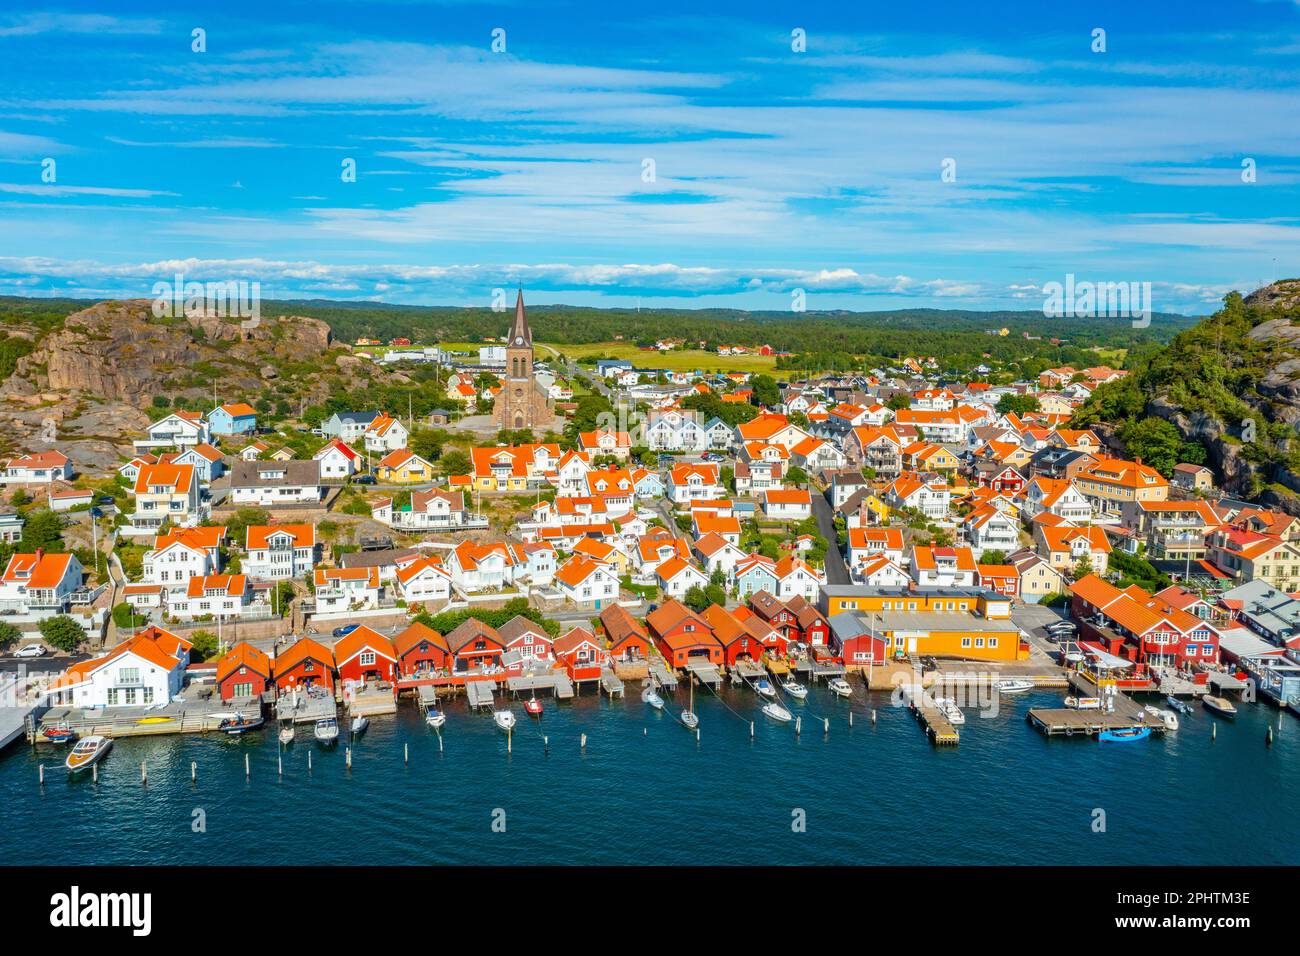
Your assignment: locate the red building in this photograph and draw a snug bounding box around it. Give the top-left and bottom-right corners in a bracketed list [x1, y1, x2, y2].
[785, 596, 831, 648]
[215, 641, 271, 700]
[978, 563, 1020, 600]
[749, 592, 829, 650]
[599, 604, 651, 662]
[646, 599, 723, 668]
[747, 590, 798, 646]
[334, 625, 397, 685]
[827, 617, 889, 666]
[273, 637, 336, 692]
[445, 618, 506, 678]
[394, 621, 450, 682]
[498, 615, 555, 671]
[554, 627, 607, 682]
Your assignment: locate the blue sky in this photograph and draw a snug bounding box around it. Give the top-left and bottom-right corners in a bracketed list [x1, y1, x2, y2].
[0, 0, 1298, 314]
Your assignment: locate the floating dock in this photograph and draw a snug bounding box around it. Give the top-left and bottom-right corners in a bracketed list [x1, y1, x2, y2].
[275, 691, 337, 725]
[648, 662, 678, 690]
[731, 660, 766, 682]
[1027, 689, 1163, 738]
[902, 687, 959, 746]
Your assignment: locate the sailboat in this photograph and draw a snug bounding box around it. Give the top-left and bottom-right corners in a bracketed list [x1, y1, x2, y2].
[680, 676, 699, 729]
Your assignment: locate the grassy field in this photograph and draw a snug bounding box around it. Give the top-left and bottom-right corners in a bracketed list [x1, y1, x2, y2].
[538, 342, 786, 376]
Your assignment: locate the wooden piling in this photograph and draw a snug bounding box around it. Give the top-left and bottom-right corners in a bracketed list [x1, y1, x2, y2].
[141, 760, 147, 785]
[795, 715, 802, 736]
[580, 733, 587, 750]
[346, 746, 352, 768]
[244, 753, 250, 778]
[191, 761, 196, 782]
[38, 763, 44, 786]
[404, 742, 409, 764]
[849, 711, 854, 727]
[749, 721, 754, 738]
[823, 717, 829, 734]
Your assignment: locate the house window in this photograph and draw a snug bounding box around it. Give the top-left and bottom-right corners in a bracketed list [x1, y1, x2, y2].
[360, 651, 376, 666]
[961, 637, 972, 648]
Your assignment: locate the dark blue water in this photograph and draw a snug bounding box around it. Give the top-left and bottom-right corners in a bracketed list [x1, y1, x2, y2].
[2, 687, 1296, 865]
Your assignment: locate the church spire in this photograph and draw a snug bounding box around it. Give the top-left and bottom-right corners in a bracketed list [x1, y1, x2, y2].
[508, 288, 531, 347]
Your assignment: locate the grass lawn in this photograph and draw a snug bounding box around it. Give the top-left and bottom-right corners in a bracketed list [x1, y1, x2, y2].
[539, 342, 790, 377]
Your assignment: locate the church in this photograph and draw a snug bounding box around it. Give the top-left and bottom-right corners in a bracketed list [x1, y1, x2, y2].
[493, 290, 556, 431]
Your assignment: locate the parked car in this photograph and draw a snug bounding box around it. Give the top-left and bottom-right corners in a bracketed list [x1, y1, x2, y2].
[332, 624, 360, 638]
[352, 474, 377, 485]
[13, 643, 47, 658]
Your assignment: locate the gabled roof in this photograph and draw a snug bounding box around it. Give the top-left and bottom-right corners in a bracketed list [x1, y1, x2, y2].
[216, 641, 272, 684]
[394, 621, 449, 657]
[274, 637, 335, 676]
[333, 625, 397, 666]
[247, 523, 315, 550]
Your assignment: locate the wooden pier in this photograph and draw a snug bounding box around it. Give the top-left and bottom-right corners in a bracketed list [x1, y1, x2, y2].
[684, 661, 723, 687]
[903, 688, 959, 746]
[507, 673, 575, 699]
[465, 680, 497, 711]
[648, 662, 678, 690]
[275, 691, 336, 725]
[599, 668, 625, 698]
[731, 660, 766, 683]
[1027, 689, 1162, 738]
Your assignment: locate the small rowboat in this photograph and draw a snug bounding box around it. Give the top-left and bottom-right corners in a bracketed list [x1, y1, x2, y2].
[350, 715, 369, 736]
[43, 725, 75, 744]
[781, 679, 808, 700]
[1144, 705, 1179, 731]
[641, 684, 664, 710]
[493, 709, 517, 732]
[994, 679, 1034, 694]
[1099, 726, 1151, 743]
[754, 677, 776, 698]
[314, 717, 339, 744]
[137, 716, 174, 725]
[219, 712, 264, 735]
[1202, 695, 1237, 718]
[278, 722, 295, 746]
[525, 697, 543, 717]
[65, 735, 112, 772]
[762, 701, 793, 723]
[827, 677, 852, 698]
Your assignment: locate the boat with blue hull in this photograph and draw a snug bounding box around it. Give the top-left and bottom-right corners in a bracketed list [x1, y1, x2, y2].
[1099, 726, 1151, 743]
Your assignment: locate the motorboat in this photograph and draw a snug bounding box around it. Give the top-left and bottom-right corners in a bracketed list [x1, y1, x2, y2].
[314, 717, 339, 744]
[935, 697, 966, 725]
[350, 715, 369, 736]
[1064, 696, 1101, 710]
[780, 679, 808, 700]
[1144, 705, 1179, 731]
[525, 697, 544, 717]
[762, 701, 793, 723]
[1099, 726, 1151, 743]
[219, 712, 265, 735]
[994, 679, 1034, 694]
[278, 721, 295, 746]
[827, 677, 852, 698]
[1202, 695, 1237, 718]
[641, 684, 664, 710]
[42, 724, 75, 744]
[754, 677, 776, 698]
[65, 735, 112, 772]
[493, 709, 517, 732]
[1166, 695, 1193, 715]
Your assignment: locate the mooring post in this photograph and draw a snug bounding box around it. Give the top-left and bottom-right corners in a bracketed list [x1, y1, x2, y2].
[191, 761, 196, 782]
[871, 709, 877, 724]
[580, 733, 587, 750]
[749, 721, 754, 738]
[346, 746, 352, 768]
[141, 760, 147, 785]
[308, 750, 313, 770]
[404, 742, 409, 765]
[38, 764, 44, 786]
[795, 715, 802, 736]
[849, 711, 854, 727]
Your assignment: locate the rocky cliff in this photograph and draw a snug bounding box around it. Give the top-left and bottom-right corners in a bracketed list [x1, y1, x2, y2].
[0, 300, 386, 473]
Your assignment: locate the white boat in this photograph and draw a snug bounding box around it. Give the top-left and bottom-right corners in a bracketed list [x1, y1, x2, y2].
[827, 677, 852, 698]
[1064, 696, 1101, 710]
[350, 715, 369, 736]
[762, 701, 793, 723]
[425, 708, 446, 730]
[994, 679, 1034, 694]
[1202, 695, 1237, 718]
[754, 677, 776, 698]
[1144, 705, 1179, 731]
[935, 697, 966, 725]
[278, 722, 295, 746]
[314, 717, 339, 744]
[641, 684, 664, 710]
[681, 676, 699, 729]
[781, 679, 808, 700]
[65, 735, 112, 773]
[493, 709, 517, 732]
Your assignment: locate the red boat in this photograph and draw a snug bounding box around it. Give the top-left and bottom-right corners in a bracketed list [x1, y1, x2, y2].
[525, 697, 543, 717]
[43, 726, 76, 744]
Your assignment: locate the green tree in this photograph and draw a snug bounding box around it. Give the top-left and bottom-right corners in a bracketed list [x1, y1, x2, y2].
[750, 374, 781, 408]
[39, 615, 85, 652]
[189, 629, 219, 661]
[683, 585, 710, 612]
[1119, 417, 1203, 477]
[996, 393, 1041, 416]
[0, 620, 19, 651]
[439, 449, 471, 477]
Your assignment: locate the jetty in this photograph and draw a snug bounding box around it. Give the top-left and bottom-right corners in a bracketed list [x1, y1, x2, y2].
[648, 661, 678, 690]
[794, 658, 846, 681]
[731, 660, 766, 683]
[901, 686, 959, 746]
[275, 690, 337, 725]
[466, 680, 496, 711]
[1027, 685, 1162, 738]
[684, 660, 723, 687]
[506, 672, 575, 699]
[599, 668, 625, 698]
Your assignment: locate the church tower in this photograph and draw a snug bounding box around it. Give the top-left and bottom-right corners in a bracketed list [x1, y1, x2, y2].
[494, 289, 554, 430]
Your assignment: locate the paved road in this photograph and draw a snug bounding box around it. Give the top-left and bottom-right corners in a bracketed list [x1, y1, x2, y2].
[1011, 603, 1071, 658]
[810, 489, 850, 586]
